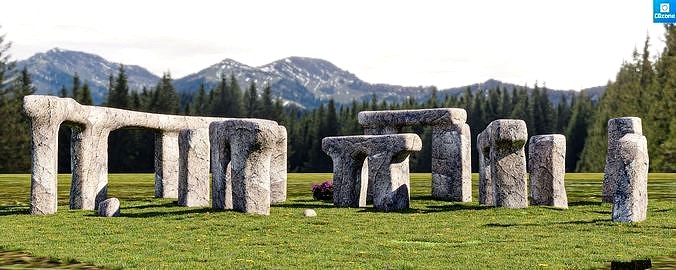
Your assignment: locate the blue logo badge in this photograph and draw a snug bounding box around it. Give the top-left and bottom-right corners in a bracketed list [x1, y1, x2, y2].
[654, 0, 676, 23]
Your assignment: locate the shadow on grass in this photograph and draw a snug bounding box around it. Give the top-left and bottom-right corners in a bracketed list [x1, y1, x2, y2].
[0, 206, 28, 216]
[568, 200, 603, 206]
[421, 204, 492, 213]
[275, 202, 337, 209]
[484, 218, 609, 228]
[118, 207, 214, 218]
[357, 207, 420, 214]
[122, 201, 178, 210]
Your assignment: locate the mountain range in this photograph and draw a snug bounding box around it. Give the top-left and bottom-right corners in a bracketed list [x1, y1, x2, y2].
[16, 48, 605, 108]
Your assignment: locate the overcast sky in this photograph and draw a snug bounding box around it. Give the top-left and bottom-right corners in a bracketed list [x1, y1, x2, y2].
[0, 0, 666, 90]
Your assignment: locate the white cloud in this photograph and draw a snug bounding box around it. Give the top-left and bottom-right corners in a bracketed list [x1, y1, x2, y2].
[0, 0, 666, 89]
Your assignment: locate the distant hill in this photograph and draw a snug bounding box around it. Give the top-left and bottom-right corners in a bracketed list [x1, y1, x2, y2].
[17, 48, 605, 108]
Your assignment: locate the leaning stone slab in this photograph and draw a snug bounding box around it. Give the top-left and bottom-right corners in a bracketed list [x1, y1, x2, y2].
[477, 130, 493, 205]
[210, 119, 285, 215]
[603, 117, 642, 203]
[611, 134, 649, 222]
[23, 95, 286, 215]
[178, 128, 210, 207]
[528, 134, 568, 208]
[488, 119, 528, 208]
[97, 197, 120, 217]
[358, 108, 471, 202]
[322, 134, 422, 211]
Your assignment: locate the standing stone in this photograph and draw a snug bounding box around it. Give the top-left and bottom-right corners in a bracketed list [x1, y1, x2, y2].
[528, 134, 568, 208]
[70, 125, 111, 210]
[97, 197, 120, 217]
[489, 119, 528, 208]
[178, 128, 210, 207]
[155, 131, 180, 199]
[603, 117, 642, 203]
[477, 130, 494, 205]
[322, 134, 422, 210]
[270, 126, 288, 203]
[611, 134, 649, 222]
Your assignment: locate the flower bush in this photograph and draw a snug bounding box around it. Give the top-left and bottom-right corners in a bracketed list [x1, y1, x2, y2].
[311, 180, 333, 201]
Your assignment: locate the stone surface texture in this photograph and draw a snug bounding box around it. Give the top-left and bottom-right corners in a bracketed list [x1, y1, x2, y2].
[270, 126, 288, 203]
[23, 95, 287, 215]
[97, 197, 120, 217]
[358, 108, 471, 202]
[477, 130, 493, 205]
[528, 134, 568, 208]
[611, 134, 649, 222]
[303, 209, 317, 217]
[603, 117, 642, 203]
[178, 128, 210, 207]
[322, 134, 422, 211]
[209, 119, 286, 215]
[487, 119, 528, 208]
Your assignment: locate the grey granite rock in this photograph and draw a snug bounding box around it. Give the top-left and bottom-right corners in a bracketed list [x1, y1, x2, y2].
[210, 119, 286, 215]
[97, 197, 120, 217]
[303, 209, 317, 217]
[603, 117, 642, 203]
[178, 128, 210, 207]
[358, 108, 471, 202]
[322, 134, 422, 211]
[477, 130, 493, 205]
[22, 95, 286, 215]
[611, 134, 648, 222]
[488, 119, 528, 208]
[270, 125, 288, 204]
[528, 134, 568, 208]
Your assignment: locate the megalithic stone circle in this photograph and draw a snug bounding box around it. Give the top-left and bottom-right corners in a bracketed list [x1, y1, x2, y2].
[488, 119, 528, 208]
[603, 117, 642, 203]
[528, 134, 568, 208]
[178, 128, 210, 207]
[22, 95, 287, 215]
[611, 133, 649, 222]
[322, 134, 422, 211]
[358, 108, 471, 202]
[209, 119, 286, 215]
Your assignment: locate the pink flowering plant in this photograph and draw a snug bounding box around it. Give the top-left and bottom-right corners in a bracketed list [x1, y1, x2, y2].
[311, 180, 333, 201]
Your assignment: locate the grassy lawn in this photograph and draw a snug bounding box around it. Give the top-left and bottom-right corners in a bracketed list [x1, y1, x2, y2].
[0, 173, 674, 269]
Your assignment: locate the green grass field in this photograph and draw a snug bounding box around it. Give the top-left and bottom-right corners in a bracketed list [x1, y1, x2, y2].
[0, 173, 674, 269]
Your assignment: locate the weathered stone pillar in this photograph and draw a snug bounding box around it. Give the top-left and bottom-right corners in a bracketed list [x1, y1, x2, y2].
[611, 134, 648, 222]
[270, 126, 288, 203]
[603, 117, 642, 203]
[323, 134, 422, 211]
[363, 126, 401, 203]
[477, 130, 493, 205]
[70, 125, 111, 210]
[24, 96, 67, 215]
[210, 124, 232, 210]
[178, 128, 210, 207]
[528, 134, 568, 208]
[155, 131, 180, 198]
[489, 119, 528, 208]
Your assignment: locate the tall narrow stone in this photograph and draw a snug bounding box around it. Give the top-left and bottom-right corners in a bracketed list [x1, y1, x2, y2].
[603, 117, 642, 203]
[477, 130, 493, 205]
[270, 126, 288, 203]
[528, 134, 568, 208]
[611, 134, 648, 222]
[322, 134, 422, 211]
[489, 119, 528, 208]
[70, 125, 110, 210]
[155, 131, 180, 199]
[178, 128, 210, 207]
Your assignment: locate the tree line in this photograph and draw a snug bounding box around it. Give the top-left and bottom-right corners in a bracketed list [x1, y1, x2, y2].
[0, 26, 673, 173]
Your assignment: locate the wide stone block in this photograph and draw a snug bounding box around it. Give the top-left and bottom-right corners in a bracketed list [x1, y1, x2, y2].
[210, 119, 285, 215]
[178, 128, 210, 207]
[528, 134, 567, 208]
[603, 117, 643, 203]
[488, 119, 528, 208]
[322, 134, 422, 211]
[611, 134, 648, 222]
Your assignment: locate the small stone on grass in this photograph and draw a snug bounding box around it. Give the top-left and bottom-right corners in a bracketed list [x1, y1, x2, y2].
[303, 209, 316, 217]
